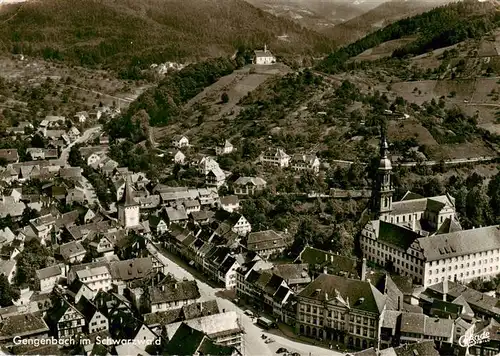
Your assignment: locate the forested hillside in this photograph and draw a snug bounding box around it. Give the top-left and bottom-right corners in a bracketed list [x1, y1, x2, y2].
[318, 0, 500, 73]
[0, 0, 334, 76]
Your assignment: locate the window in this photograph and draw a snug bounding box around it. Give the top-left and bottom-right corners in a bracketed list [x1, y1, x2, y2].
[370, 319, 375, 327]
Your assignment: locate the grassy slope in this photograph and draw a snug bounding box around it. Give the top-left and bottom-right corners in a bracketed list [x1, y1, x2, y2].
[0, 0, 334, 70]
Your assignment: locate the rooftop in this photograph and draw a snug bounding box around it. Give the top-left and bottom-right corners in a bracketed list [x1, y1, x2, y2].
[149, 280, 200, 304]
[298, 274, 386, 315]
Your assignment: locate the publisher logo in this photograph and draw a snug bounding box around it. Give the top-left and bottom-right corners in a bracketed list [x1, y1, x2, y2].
[458, 331, 490, 348]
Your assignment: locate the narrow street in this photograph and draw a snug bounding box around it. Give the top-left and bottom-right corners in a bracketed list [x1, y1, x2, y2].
[59, 125, 102, 165]
[146, 242, 343, 356]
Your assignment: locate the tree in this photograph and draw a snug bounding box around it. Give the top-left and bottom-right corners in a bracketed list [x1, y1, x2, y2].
[0, 275, 19, 307]
[221, 92, 229, 104]
[21, 207, 39, 226]
[30, 133, 46, 148]
[68, 145, 84, 167]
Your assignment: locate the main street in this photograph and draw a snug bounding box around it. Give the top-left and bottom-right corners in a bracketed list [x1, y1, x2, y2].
[146, 242, 343, 356]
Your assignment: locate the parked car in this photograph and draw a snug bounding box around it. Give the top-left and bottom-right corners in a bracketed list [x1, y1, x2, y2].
[244, 309, 254, 317]
[276, 347, 288, 353]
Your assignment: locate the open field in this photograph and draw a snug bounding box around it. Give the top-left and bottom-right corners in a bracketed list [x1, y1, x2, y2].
[0, 55, 149, 112]
[391, 80, 438, 105]
[388, 119, 438, 146]
[354, 37, 417, 61]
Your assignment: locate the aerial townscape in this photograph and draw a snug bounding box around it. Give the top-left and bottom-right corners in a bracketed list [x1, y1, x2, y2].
[1, 0, 500, 356]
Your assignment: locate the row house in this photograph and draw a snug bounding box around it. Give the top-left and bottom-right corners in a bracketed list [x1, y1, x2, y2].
[48, 298, 86, 339]
[146, 280, 201, 313]
[236, 259, 294, 322]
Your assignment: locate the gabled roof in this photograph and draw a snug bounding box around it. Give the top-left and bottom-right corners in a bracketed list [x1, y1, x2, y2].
[76, 296, 100, 323]
[233, 176, 266, 187]
[36, 265, 62, 280]
[149, 280, 200, 304]
[298, 274, 385, 315]
[377, 220, 421, 251]
[110, 257, 153, 281]
[0, 313, 49, 341]
[59, 241, 86, 260]
[164, 322, 205, 356]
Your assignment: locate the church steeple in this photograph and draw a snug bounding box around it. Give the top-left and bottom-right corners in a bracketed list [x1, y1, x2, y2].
[372, 135, 393, 218]
[123, 175, 137, 207]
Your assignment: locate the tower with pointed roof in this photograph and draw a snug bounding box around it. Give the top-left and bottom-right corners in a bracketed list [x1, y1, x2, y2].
[372, 135, 394, 219]
[117, 175, 140, 228]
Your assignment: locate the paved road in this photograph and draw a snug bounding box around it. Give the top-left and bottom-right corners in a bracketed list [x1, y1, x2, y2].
[146, 242, 343, 356]
[59, 125, 102, 165]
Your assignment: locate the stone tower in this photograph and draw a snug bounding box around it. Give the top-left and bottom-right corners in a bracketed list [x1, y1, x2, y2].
[373, 136, 393, 219]
[118, 175, 140, 228]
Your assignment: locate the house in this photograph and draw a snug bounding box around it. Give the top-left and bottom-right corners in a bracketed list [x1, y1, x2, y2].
[233, 176, 266, 196]
[0, 260, 16, 284]
[218, 254, 240, 290]
[214, 211, 251, 236]
[75, 264, 113, 292]
[66, 188, 85, 205]
[172, 135, 189, 148]
[166, 206, 189, 225]
[220, 195, 239, 213]
[165, 311, 243, 351]
[247, 230, 287, 259]
[296, 246, 359, 279]
[254, 45, 276, 65]
[183, 200, 201, 214]
[171, 150, 186, 165]
[149, 215, 168, 235]
[48, 298, 86, 339]
[26, 148, 58, 160]
[66, 279, 96, 304]
[0, 312, 50, 344]
[215, 140, 234, 155]
[206, 166, 226, 187]
[36, 264, 64, 292]
[164, 322, 239, 356]
[0, 149, 19, 163]
[271, 263, 311, 290]
[147, 280, 201, 312]
[74, 111, 89, 123]
[260, 148, 290, 168]
[291, 154, 320, 173]
[87, 235, 115, 256]
[76, 296, 109, 334]
[144, 300, 220, 329]
[198, 157, 219, 176]
[58, 241, 86, 263]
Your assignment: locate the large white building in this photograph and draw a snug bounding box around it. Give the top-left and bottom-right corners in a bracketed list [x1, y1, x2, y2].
[360, 137, 500, 288]
[254, 45, 276, 65]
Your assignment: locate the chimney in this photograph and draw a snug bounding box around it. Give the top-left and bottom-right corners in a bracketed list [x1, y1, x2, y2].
[264, 44, 267, 53]
[323, 267, 328, 275]
[398, 296, 402, 311]
[361, 258, 367, 281]
[443, 278, 448, 302]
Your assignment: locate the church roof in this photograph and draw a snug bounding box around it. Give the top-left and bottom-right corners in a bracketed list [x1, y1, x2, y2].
[121, 175, 137, 207]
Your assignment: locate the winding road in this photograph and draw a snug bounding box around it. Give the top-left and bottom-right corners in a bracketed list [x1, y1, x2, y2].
[59, 125, 102, 165]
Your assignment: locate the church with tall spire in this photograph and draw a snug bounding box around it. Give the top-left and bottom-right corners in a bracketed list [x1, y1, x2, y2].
[359, 134, 483, 288]
[117, 175, 140, 228]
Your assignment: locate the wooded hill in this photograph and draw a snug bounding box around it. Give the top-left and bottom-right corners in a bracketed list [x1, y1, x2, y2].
[318, 0, 500, 73]
[0, 0, 334, 76]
